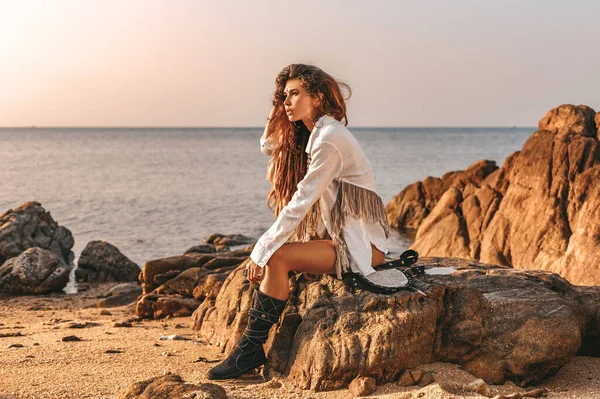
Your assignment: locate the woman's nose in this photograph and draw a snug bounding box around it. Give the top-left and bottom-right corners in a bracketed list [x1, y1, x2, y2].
[284, 96, 291, 106]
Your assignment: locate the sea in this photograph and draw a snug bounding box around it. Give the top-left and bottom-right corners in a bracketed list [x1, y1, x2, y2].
[0, 126, 532, 276]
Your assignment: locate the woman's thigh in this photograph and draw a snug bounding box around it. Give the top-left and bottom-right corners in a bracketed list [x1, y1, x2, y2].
[269, 240, 337, 275]
[269, 240, 386, 275]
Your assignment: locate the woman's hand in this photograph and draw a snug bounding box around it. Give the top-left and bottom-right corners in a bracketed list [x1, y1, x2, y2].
[245, 259, 263, 284]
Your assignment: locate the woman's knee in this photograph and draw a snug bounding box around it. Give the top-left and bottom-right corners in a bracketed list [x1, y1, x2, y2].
[265, 247, 289, 273]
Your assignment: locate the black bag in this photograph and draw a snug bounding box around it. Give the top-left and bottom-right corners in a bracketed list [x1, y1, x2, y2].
[342, 250, 423, 295]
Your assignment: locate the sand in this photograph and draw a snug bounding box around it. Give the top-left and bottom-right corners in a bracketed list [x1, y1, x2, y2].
[1, 282, 599, 399]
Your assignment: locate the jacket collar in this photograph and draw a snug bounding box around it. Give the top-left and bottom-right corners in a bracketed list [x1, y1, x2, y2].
[305, 114, 338, 154]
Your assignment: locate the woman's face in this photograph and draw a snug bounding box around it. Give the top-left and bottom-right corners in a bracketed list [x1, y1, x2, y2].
[283, 79, 318, 124]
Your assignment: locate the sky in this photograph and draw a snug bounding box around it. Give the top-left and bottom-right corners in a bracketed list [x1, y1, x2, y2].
[1, 0, 599, 127]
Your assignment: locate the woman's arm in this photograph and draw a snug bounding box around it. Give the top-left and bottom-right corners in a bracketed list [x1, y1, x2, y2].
[263, 105, 277, 138]
[260, 105, 279, 155]
[250, 141, 343, 267]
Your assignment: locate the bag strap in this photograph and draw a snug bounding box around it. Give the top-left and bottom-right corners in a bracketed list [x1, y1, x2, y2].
[378, 250, 419, 269]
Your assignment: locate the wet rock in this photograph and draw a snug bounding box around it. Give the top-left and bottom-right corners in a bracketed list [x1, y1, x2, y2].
[348, 376, 376, 397]
[76, 241, 140, 283]
[116, 373, 227, 399]
[0, 201, 74, 266]
[184, 244, 217, 255]
[0, 247, 70, 295]
[94, 282, 142, 308]
[205, 233, 254, 247]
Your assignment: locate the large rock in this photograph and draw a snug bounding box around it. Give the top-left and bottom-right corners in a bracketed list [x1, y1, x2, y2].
[191, 257, 600, 391]
[0, 247, 70, 294]
[0, 201, 74, 266]
[389, 104, 600, 286]
[75, 240, 140, 283]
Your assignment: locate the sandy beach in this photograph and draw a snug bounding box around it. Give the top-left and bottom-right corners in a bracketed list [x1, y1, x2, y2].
[1, 282, 599, 399]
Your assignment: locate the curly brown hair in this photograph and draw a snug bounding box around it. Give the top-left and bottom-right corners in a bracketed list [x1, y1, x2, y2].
[265, 64, 352, 218]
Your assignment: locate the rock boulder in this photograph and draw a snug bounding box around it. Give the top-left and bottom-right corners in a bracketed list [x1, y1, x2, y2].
[388, 104, 600, 286]
[0, 201, 74, 266]
[191, 257, 600, 391]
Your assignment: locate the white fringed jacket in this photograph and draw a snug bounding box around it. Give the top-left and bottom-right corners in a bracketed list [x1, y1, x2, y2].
[250, 114, 390, 278]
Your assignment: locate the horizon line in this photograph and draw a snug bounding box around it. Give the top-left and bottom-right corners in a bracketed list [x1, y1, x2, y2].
[0, 125, 537, 129]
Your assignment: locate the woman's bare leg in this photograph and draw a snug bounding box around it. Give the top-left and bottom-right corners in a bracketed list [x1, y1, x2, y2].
[258, 240, 385, 300]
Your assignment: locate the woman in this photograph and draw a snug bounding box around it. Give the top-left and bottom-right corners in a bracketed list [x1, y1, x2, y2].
[208, 63, 390, 380]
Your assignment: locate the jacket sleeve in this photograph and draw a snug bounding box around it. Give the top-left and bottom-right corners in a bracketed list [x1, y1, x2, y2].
[260, 133, 279, 156]
[250, 141, 343, 267]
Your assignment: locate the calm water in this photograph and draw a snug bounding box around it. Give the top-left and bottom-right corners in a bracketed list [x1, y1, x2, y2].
[0, 127, 532, 267]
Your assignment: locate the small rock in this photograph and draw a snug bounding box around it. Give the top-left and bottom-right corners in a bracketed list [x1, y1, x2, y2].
[397, 370, 415, 386]
[113, 321, 132, 328]
[409, 369, 423, 384]
[162, 351, 173, 357]
[264, 379, 282, 389]
[467, 378, 491, 397]
[175, 323, 186, 329]
[61, 335, 82, 342]
[505, 394, 522, 399]
[349, 376, 376, 397]
[100, 309, 112, 315]
[105, 349, 123, 354]
[0, 332, 24, 338]
[158, 334, 190, 341]
[66, 321, 100, 329]
[418, 372, 435, 387]
[194, 382, 228, 399]
[194, 356, 219, 363]
[523, 389, 546, 398]
[8, 343, 24, 348]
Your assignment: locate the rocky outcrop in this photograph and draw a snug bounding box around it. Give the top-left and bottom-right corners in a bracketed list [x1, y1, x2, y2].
[386, 160, 499, 230]
[0, 201, 74, 266]
[387, 104, 600, 286]
[75, 241, 140, 283]
[134, 235, 252, 319]
[191, 257, 600, 391]
[0, 247, 71, 294]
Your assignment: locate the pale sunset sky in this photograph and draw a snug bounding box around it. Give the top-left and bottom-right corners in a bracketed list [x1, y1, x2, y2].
[1, 0, 598, 127]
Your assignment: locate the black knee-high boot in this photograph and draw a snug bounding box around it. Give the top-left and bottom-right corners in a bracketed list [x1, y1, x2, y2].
[207, 288, 287, 380]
